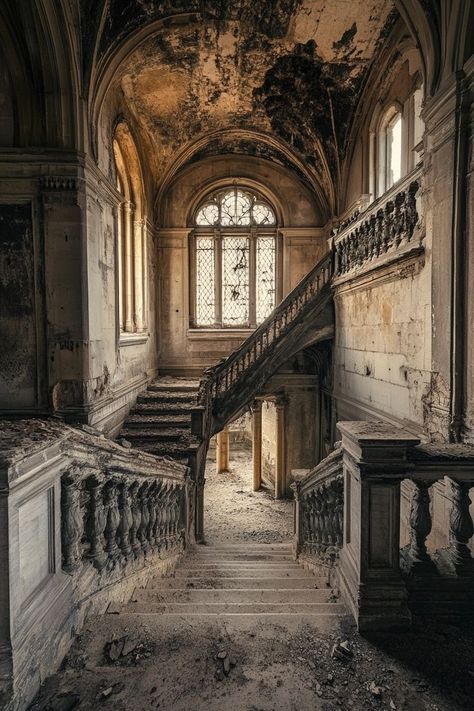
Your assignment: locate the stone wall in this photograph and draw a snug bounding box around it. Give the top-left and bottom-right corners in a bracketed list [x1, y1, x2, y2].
[333, 248, 430, 432]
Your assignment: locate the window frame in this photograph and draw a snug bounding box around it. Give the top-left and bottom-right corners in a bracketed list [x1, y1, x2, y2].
[189, 187, 280, 330]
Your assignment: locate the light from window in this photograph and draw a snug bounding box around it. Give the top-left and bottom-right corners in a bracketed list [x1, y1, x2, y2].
[195, 188, 276, 227]
[256, 236, 276, 322]
[192, 187, 277, 328]
[196, 237, 216, 326]
[386, 113, 402, 188]
[222, 236, 250, 325]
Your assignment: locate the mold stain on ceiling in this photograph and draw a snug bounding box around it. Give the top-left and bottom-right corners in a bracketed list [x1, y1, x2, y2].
[98, 0, 396, 203]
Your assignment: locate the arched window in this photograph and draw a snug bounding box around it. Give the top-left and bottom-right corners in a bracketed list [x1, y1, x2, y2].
[113, 123, 147, 336]
[378, 107, 403, 196]
[190, 187, 278, 329]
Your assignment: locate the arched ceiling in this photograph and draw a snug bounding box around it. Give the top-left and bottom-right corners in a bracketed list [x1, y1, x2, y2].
[85, 1, 398, 216]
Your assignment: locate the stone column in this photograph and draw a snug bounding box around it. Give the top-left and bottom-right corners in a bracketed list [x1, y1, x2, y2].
[133, 217, 144, 332]
[216, 427, 230, 474]
[252, 401, 262, 491]
[275, 396, 286, 499]
[337, 421, 420, 632]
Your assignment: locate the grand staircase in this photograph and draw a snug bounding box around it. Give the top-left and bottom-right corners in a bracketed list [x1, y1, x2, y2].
[121, 543, 346, 618]
[120, 377, 200, 464]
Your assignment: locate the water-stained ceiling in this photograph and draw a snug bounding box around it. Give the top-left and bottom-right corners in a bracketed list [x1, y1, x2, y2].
[88, 1, 397, 214]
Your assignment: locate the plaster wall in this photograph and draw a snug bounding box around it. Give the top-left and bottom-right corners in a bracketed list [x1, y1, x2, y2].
[334, 252, 431, 431]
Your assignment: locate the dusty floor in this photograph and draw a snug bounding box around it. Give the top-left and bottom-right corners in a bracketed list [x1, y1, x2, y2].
[203, 447, 293, 544]
[30, 450, 474, 711]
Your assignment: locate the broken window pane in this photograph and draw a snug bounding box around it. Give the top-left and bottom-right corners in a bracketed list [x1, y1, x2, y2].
[196, 237, 216, 326]
[256, 236, 276, 322]
[221, 190, 252, 226]
[222, 236, 250, 325]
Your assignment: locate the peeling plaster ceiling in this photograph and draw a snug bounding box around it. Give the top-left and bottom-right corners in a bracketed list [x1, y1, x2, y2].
[98, 0, 397, 211]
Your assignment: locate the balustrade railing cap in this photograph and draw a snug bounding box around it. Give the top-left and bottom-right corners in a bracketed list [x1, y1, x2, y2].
[337, 421, 420, 458]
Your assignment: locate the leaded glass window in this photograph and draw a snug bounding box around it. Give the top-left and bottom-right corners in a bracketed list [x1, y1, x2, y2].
[191, 187, 278, 329]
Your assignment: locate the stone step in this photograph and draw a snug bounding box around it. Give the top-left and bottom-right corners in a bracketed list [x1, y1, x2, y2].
[188, 552, 295, 561]
[151, 576, 329, 589]
[133, 588, 334, 604]
[121, 428, 190, 442]
[174, 568, 314, 579]
[181, 565, 303, 574]
[125, 414, 191, 428]
[121, 602, 346, 615]
[149, 381, 199, 393]
[133, 442, 197, 458]
[132, 402, 195, 415]
[137, 391, 197, 404]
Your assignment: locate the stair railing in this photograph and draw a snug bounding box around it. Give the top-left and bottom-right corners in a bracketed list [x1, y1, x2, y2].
[291, 444, 344, 562]
[197, 251, 333, 409]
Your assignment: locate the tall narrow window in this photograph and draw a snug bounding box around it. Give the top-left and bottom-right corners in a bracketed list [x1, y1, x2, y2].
[191, 187, 278, 329]
[386, 113, 402, 189]
[113, 123, 147, 336]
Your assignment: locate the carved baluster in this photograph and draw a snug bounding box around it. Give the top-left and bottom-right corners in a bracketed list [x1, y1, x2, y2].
[117, 480, 133, 559]
[154, 484, 164, 550]
[85, 476, 107, 570]
[335, 478, 344, 547]
[406, 181, 419, 241]
[104, 479, 120, 561]
[61, 473, 84, 572]
[383, 201, 393, 252]
[147, 482, 157, 549]
[408, 481, 433, 568]
[375, 210, 384, 256]
[448, 480, 474, 572]
[129, 481, 142, 557]
[138, 483, 151, 554]
[393, 192, 404, 246]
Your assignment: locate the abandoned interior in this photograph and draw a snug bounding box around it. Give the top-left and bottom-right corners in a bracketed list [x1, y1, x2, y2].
[0, 1, 474, 709]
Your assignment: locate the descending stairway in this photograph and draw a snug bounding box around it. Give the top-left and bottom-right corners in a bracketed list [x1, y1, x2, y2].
[122, 543, 346, 617]
[119, 377, 200, 463]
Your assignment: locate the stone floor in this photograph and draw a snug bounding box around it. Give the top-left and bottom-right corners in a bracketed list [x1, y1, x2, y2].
[30, 450, 474, 711]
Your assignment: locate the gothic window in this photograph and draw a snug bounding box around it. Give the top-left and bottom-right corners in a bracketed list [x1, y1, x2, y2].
[113, 123, 147, 337]
[191, 187, 278, 328]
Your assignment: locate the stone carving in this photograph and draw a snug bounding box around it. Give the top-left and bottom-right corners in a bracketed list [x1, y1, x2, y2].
[408, 481, 433, 567]
[61, 470, 185, 574]
[61, 473, 84, 572]
[334, 180, 420, 276]
[448, 480, 474, 570]
[300, 475, 343, 560]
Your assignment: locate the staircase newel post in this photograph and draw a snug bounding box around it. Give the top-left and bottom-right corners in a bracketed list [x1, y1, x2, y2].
[337, 421, 420, 632]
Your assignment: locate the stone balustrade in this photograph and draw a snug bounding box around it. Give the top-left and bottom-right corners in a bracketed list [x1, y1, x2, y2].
[0, 419, 189, 711]
[292, 446, 343, 563]
[293, 420, 474, 631]
[62, 469, 185, 574]
[333, 170, 422, 277]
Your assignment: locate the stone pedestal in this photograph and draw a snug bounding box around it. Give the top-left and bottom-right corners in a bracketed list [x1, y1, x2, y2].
[337, 421, 420, 631]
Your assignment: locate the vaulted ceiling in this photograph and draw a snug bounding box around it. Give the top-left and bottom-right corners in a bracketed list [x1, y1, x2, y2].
[85, 1, 398, 214]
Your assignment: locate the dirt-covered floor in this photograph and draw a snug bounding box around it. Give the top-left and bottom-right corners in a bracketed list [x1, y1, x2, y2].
[203, 447, 293, 544]
[29, 449, 474, 711]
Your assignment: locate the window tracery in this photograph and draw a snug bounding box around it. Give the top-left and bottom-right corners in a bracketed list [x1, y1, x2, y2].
[191, 188, 278, 329]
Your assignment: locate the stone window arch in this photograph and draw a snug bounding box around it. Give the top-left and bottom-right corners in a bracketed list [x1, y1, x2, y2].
[113, 122, 147, 335]
[190, 186, 279, 329]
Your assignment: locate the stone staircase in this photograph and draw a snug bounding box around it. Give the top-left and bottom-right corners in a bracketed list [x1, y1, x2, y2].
[120, 377, 200, 463]
[122, 543, 346, 618]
